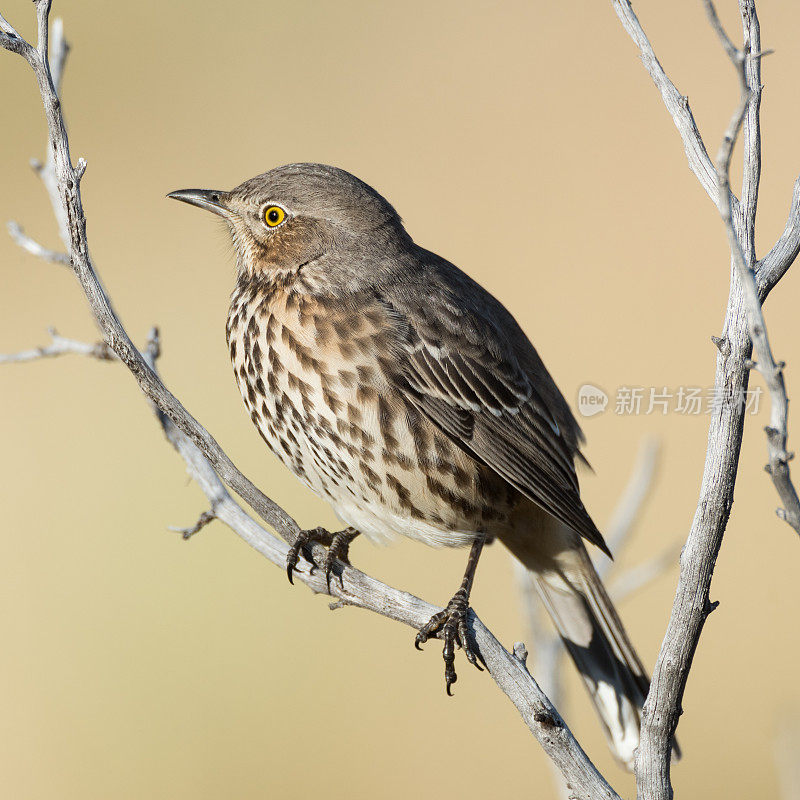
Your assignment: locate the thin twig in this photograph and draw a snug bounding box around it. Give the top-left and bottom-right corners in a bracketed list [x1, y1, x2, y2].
[0, 328, 112, 364]
[610, 0, 732, 211]
[737, 0, 763, 264]
[169, 509, 217, 540]
[703, 0, 800, 534]
[32, 14, 72, 251]
[0, 11, 20, 39]
[0, 11, 31, 58]
[6, 222, 70, 265]
[757, 177, 800, 293]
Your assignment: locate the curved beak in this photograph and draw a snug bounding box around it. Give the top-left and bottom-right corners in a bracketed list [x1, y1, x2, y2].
[167, 188, 232, 219]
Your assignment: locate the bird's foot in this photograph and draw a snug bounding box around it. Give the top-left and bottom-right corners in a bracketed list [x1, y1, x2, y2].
[415, 587, 483, 695]
[286, 526, 359, 590]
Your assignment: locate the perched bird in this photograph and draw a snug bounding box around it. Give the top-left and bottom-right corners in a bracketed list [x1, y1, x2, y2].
[169, 163, 655, 768]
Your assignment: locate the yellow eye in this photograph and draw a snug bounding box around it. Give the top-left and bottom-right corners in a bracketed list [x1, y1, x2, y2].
[264, 205, 286, 227]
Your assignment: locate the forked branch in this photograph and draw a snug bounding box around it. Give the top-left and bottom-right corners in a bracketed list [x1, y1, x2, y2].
[611, 2, 800, 799]
[702, 0, 800, 533]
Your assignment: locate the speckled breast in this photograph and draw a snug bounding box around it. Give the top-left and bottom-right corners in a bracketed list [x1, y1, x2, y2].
[225, 274, 515, 547]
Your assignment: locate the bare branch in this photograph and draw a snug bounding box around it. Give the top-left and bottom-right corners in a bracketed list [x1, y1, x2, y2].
[737, 0, 763, 263]
[1, 9, 622, 798]
[627, 3, 798, 798]
[0, 10, 20, 38]
[7, 221, 70, 265]
[0, 10, 14, 32]
[0, 11, 33, 59]
[37, 15, 72, 251]
[48, 16, 69, 94]
[610, 0, 731, 211]
[0, 328, 112, 364]
[169, 510, 217, 540]
[703, 0, 800, 534]
[4, 5, 304, 565]
[757, 176, 800, 296]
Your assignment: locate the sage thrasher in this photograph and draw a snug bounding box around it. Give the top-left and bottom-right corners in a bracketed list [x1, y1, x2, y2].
[170, 163, 664, 768]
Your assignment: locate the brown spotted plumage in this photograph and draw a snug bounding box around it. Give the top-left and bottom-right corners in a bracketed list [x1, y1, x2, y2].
[169, 164, 677, 768]
[225, 271, 513, 547]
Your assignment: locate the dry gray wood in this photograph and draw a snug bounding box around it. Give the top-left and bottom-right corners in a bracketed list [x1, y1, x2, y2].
[757, 177, 800, 294]
[706, 0, 800, 534]
[610, 2, 800, 799]
[0, 327, 112, 364]
[0, 4, 621, 798]
[6, 221, 70, 264]
[610, 0, 731, 212]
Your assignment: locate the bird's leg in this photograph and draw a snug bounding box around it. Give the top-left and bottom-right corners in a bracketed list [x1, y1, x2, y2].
[415, 533, 486, 695]
[286, 526, 359, 590]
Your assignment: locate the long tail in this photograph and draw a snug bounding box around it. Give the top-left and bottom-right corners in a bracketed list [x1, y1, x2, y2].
[502, 505, 677, 770]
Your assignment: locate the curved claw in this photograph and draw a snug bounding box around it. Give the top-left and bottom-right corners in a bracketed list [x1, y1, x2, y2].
[465, 651, 484, 672]
[285, 527, 359, 590]
[322, 528, 358, 591]
[286, 537, 304, 585]
[416, 592, 482, 693]
[415, 628, 432, 650]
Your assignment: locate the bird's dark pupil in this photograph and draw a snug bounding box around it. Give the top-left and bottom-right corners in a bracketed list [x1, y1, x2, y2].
[268, 209, 279, 223]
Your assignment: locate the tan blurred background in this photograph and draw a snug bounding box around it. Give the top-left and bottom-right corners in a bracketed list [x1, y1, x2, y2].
[1, 1, 799, 797]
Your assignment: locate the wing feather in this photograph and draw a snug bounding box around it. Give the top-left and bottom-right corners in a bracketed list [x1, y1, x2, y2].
[383, 282, 609, 555]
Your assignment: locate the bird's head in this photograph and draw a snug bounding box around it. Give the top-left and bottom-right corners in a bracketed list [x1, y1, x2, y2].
[168, 163, 403, 278]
